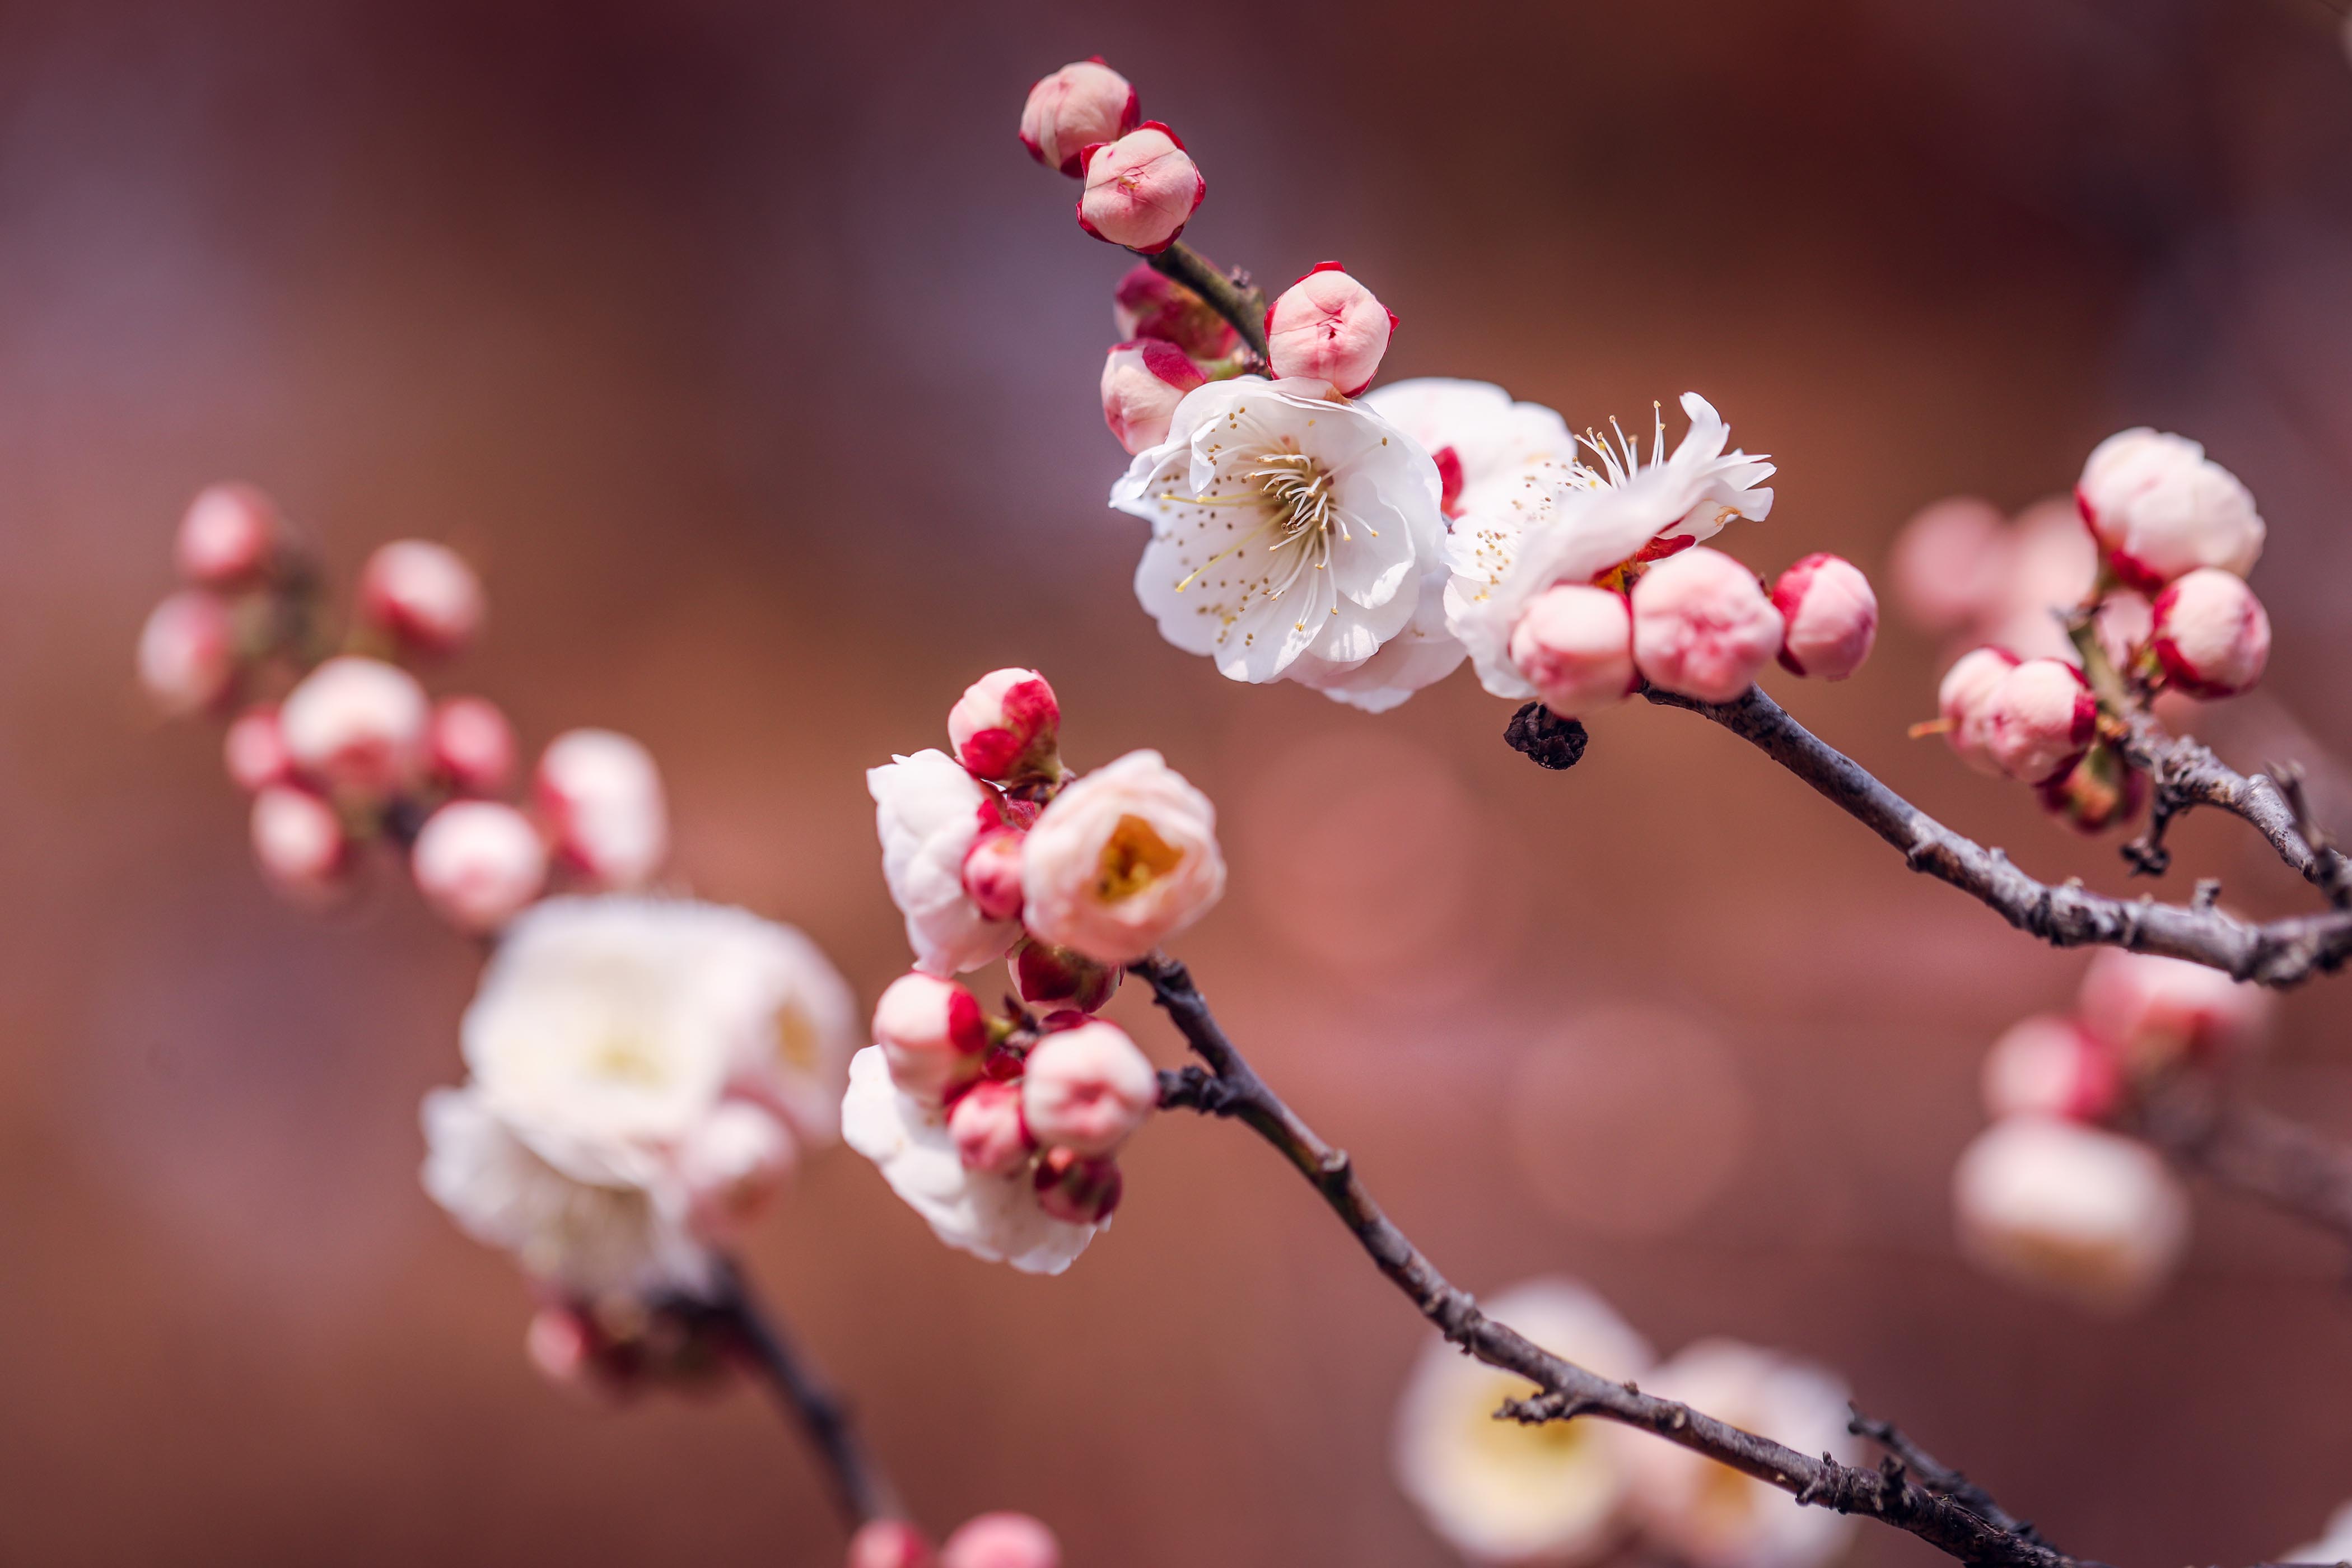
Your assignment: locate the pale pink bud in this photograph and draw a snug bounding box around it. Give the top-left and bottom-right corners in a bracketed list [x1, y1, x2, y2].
[1952, 1117, 2188, 1311]
[1018, 58, 1138, 177]
[173, 482, 279, 586]
[1936, 646, 2020, 776]
[1112, 262, 1239, 361]
[1012, 939, 1121, 1014]
[524, 1305, 601, 1396]
[1889, 497, 2010, 634]
[2150, 568, 2270, 698]
[2035, 742, 2146, 837]
[1020, 1019, 1155, 1156]
[948, 1078, 1033, 1177]
[250, 784, 347, 894]
[1020, 749, 1224, 964]
[676, 1100, 797, 1242]
[941, 1513, 1062, 1568]
[1507, 584, 1634, 717]
[1628, 547, 1785, 703]
[960, 825, 1028, 922]
[1982, 658, 2097, 785]
[850, 1522, 937, 1568]
[2076, 427, 2264, 587]
[430, 694, 518, 796]
[1101, 338, 1206, 454]
[223, 706, 292, 792]
[872, 972, 989, 1105]
[2077, 949, 2272, 1073]
[1032, 1146, 1122, 1225]
[137, 590, 236, 716]
[1263, 263, 1394, 396]
[410, 800, 547, 934]
[279, 655, 431, 795]
[1771, 552, 1878, 680]
[1981, 1015, 2121, 1122]
[534, 729, 668, 888]
[949, 668, 1062, 781]
[357, 539, 484, 656]
[1075, 123, 1202, 254]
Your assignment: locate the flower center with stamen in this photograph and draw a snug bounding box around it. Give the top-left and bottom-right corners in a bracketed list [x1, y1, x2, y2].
[1250, 451, 1339, 547]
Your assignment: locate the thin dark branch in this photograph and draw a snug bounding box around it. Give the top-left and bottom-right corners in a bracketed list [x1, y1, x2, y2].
[2130, 1081, 2352, 1247]
[1849, 1409, 2045, 1544]
[1145, 240, 1270, 364]
[2117, 713, 2352, 906]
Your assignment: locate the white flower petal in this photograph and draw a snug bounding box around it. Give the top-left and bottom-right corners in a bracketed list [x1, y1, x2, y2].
[869, 751, 1022, 976]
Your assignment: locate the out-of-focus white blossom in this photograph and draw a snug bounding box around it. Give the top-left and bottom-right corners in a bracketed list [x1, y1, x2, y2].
[1020, 749, 1224, 964]
[1952, 1117, 2189, 1312]
[870, 749, 1024, 976]
[2284, 1500, 2352, 1567]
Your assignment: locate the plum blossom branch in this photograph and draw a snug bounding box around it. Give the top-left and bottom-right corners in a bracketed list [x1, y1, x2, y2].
[1143, 241, 1268, 364]
[1845, 1410, 2049, 1547]
[2116, 710, 2352, 903]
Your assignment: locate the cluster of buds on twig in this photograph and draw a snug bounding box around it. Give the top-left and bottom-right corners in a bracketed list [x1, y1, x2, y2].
[137, 483, 669, 931]
[852, 670, 1224, 1272]
[1952, 949, 2273, 1310]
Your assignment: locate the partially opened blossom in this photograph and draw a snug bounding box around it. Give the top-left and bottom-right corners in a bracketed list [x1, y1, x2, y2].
[1392, 1278, 1652, 1566]
[2076, 948, 2272, 1073]
[872, 970, 989, 1106]
[430, 694, 518, 796]
[1935, 646, 2019, 776]
[1018, 58, 1138, 176]
[1076, 123, 1202, 254]
[949, 668, 1062, 783]
[411, 799, 548, 935]
[1264, 263, 1393, 396]
[250, 783, 348, 895]
[941, 1512, 1062, 1568]
[1113, 262, 1239, 362]
[1629, 547, 1784, 703]
[1021, 748, 1224, 964]
[279, 655, 431, 796]
[1980, 1015, 2121, 1122]
[1021, 1019, 1155, 1156]
[1102, 338, 1207, 455]
[358, 539, 485, 656]
[536, 729, 669, 890]
[2077, 427, 2264, 587]
[1952, 1117, 2188, 1312]
[137, 590, 236, 715]
[1980, 657, 2095, 785]
[174, 482, 280, 585]
[222, 705, 291, 792]
[1508, 584, 1635, 718]
[1770, 553, 1877, 680]
[1619, 1341, 1859, 1568]
[870, 749, 1024, 975]
[2150, 568, 2270, 698]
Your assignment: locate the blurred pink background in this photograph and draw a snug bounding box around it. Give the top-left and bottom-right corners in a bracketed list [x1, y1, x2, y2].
[7, 1, 2352, 1562]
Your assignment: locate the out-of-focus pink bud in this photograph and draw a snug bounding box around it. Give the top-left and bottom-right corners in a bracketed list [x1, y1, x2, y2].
[223, 706, 292, 792]
[676, 1101, 797, 1242]
[961, 826, 1028, 922]
[1507, 584, 1634, 718]
[1982, 658, 2097, 785]
[1032, 1146, 1122, 1225]
[1936, 646, 2020, 776]
[1628, 547, 1785, 703]
[1021, 1019, 1155, 1157]
[1019, 58, 1138, 177]
[2077, 948, 2273, 1073]
[1101, 339, 1206, 454]
[250, 784, 348, 895]
[1113, 262, 1240, 362]
[279, 655, 431, 795]
[410, 800, 548, 934]
[2093, 589, 2152, 674]
[1075, 123, 1202, 254]
[430, 695, 518, 796]
[525, 1305, 604, 1397]
[1771, 553, 1878, 680]
[941, 1513, 1062, 1568]
[174, 482, 280, 586]
[2150, 568, 2270, 698]
[358, 539, 484, 657]
[1263, 264, 1394, 396]
[2035, 741, 2145, 837]
[872, 972, 990, 1105]
[1889, 497, 2010, 634]
[534, 729, 668, 889]
[948, 1079, 1034, 1177]
[1981, 1015, 2121, 1123]
[2077, 428, 2264, 589]
[1012, 939, 1121, 1014]
[950, 668, 1062, 782]
[850, 1520, 939, 1568]
[1952, 1117, 2188, 1312]
[137, 590, 236, 716]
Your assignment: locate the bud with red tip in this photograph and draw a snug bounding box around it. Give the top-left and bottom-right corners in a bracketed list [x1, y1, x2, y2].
[1021, 1019, 1155, 1156]
[223, 706, 292, 792]
[1982, 657, 2097, 785]
[411, 799, 548, 934]
[1264, 264, 1394, 396]
[960, 825, 1028, 922]
[2036, 741, 2145, 836]
[1032, 1146, 1122, 1225]
[676, 1101, 797, 1242]
[137, 590, 236, 716]
[948, 1079, 1033, 1177]
[525, 1305, 613, 1401]
[1507, 584, 1634, 717]
[279, 655, 431, 795]
[1771, 553, 1878, 680]
[2077, 948, 2272, 1074]
[872, 972, 990, 1105]
[1019, 58, 1138, 177]
[942, 1513, 1062, 1568]
[430, 695, 518, 796]
[358, 539, 484, 657]
[174, 483, 280, 586]
[1076, 124, 1202, 254]
[1113, 262, 1240, 362]
[1012, 939, 1121, 1014]
[250, 784, 348, 895]
[949, 668, 1062, 782]
[1936, 646, 2020, 776]
[851, 1522, 937, 1568]
[2076, 428, 2264, 589]
[1102, 339, 1206, 454]
[1981, 1015, 2121, 1123]
[1629, 547, 1786, 703]
[535, 729, 668, 888]
[2150, 568, 2270, 698]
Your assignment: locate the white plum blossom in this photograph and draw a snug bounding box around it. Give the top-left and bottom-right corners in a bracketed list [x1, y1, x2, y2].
[1110, 376, 1445, 694]
[2285, 1500, 2352, 1567]
[1952, 1117, 2190, 1312]
[1393, 1278, 1654, 1566]
[869, 749, 1025, 976]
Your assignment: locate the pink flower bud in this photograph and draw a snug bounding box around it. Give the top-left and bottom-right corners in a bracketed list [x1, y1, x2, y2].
[2036, 741, 2145, 837]
[410, 799, 547, 934]
[1628, 547, 1786, 703]
[1982, 658, 2097, 784]
[1018, 58, 1138, 178]
[2077, 949, 2272, 1073]
[1112, 262, 1240, 361]
[676, 1101, 797, 1242]
[279, 655, 431, 795]
[525, 1305, 603, 1396]
[949, 668, 1063, 781]
[1936, 646, 2020, 776]
[1771, 552, 1878, 680]
[1889, 497, 2010, 634]
[1020, 1019, 1155, 1156]
[1506, 584, 1634, 718]
[137, 590, 236, 716]
[2150, 568, 2270, 698]
[1012, 939, 1121, 1014]
[1263, 263, 1394, 396]
[173, 482, 279, 586]
[1101, 338, 1206, 454]
[872, 972, 989, 1105]
[948, 1078, 1033, 1177]
[250, 784, 347, 894]
[1032, 1146, 1122, 1225]
[1981, 1015, 2121, 1123]
[534, 729, 668, 888]
[430, 695, 518, 796]
[941, 1513, 1062, 1568]
[357, 539, 484, 657]
[1075, 123, 1202, 255]
[850, 1522, 938, 1568]
[223, 706, 291, 792]
[2076, 428, 2264, 588]
[961, 825, 1028, 922]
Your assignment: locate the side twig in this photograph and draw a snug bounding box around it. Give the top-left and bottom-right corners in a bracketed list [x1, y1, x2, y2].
[2130, 1081, 2352, 1247]
[1145, 240, 1270, 363]
[1849, 1409, 2045, 1544]
[2117, 712, 2352, 904]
